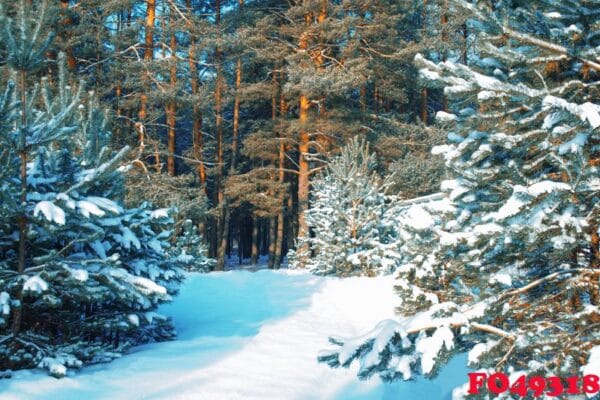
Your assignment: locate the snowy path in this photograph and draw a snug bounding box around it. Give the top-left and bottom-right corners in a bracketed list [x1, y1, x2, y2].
[0, 270, 467, 399]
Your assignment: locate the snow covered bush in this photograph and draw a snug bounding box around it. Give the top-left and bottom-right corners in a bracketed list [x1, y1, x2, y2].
[0, 3, 209, 377]
[290, 138, 400, 276]
[320, 0, 600, 394]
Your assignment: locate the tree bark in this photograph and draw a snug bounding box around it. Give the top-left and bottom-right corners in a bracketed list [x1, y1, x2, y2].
[274, 69, 287, 269]
[139, 0, 156, 123]
[297, 95, 310, 247]
[166, 31, 177, 176]
[186, 0, 206, 188]
[213, 0, 226, 270]
[251, 217, 259, 265]
[60, 0, 76, 71]
[268, 218, 276, 268]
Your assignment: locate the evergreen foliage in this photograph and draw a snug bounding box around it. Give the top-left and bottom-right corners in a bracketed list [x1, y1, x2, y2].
[319, 0, 600, 393]
[290, 139, 400, 276]
[0, 2, 209, 377]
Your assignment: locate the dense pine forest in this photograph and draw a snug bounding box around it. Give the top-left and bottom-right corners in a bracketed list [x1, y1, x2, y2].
[1, 0, 600, 398]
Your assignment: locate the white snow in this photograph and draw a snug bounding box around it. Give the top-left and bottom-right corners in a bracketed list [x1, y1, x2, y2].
[436, 111, 457, 122]
[415, 326, 455, 374]
[0, 291, 10, 315]
[495, 194, 526, 220]
[84, 197, 122, 214]
[401, 204, 435, 230]
[76, 200, 106, 218]
[33, 201, 66, 225]
[527, 181, 571, 196]
[542, 96, 600, 129]
[127, 314, 140, 327]
[150, 208, 170, 219]
[582, 346, 600, 377]
[22, 276, 49, 294]
[467, 340, 498, 365]
[0, 270, 470, 399]
[69, 269, 89, 282]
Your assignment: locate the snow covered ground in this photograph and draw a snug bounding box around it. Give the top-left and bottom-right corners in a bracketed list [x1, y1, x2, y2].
[1, 270, 468, 399]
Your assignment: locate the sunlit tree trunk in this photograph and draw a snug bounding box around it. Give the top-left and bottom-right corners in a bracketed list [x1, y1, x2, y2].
[216, 0, 243, 269]
[139, 0, 156, 124]
[213, 0, 226, 268]
[274, 69, 287, 269]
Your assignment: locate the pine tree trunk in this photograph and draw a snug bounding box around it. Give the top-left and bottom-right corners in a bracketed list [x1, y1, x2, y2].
[166, 32, 177, 176]
[187, 20, 206, 187]
[213, 0, 226, 269]
[274, 70, 287, 269]
[297, 95, 310, 247]
[216, 0, 244, 271]
[139, 0, 156, 123]
[251, 217, 259, 265]
[115, 81, 122, 145]
[268, 218, 276, 269]
[60, 0, 76, 71]
[360, 84, 366, 113]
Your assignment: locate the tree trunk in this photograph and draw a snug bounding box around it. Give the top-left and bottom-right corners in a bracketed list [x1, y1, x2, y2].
[213, 0, 226, 269]
[274, 69, 287, 269]
[185, 0, 206, 188]
[139, 0, 156, 123]
[360, 84, 366, 113]
[216, 0, 243, 269]
[60, 0, 76, 71]
[297, 95, 310, 247]
[251, 217, 259, 265]
[268, 218, 276, 269]
[166, 32, 177, 176]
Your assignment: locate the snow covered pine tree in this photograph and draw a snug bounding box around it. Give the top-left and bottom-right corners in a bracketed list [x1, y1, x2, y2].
[0, 1, 208, 377]
[319, 0, 600, 396]
[290, 138, 400, 276]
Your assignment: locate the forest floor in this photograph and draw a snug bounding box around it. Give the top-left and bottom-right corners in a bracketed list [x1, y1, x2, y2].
[1, 269, 467, 399]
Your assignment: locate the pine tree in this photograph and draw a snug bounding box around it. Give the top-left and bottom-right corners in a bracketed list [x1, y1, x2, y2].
[0, 2, 208, 376]
[319, 0, 600, 393]
[290, 139, 400, 276]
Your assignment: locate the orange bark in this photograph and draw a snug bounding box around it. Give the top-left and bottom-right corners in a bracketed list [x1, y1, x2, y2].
[139, 0, 156, 124]
[60, 0, 76, 71]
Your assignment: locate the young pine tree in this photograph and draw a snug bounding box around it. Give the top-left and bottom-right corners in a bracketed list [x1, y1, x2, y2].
[290, 138, 400, 276]
[0, 2, 208, 377]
